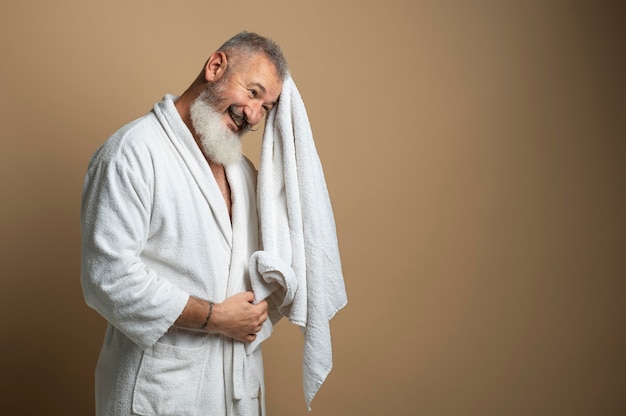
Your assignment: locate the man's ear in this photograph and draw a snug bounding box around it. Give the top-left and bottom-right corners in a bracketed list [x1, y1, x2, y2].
[204, 51, 228, 82]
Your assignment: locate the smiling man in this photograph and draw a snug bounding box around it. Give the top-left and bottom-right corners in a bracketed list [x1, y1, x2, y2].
[81, 32, 288, 415]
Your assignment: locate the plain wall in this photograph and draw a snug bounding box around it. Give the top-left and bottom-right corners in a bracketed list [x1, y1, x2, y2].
[1, 1, 624, 414]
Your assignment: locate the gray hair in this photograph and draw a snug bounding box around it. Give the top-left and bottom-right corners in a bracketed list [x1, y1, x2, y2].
[217, 31, 288, 80]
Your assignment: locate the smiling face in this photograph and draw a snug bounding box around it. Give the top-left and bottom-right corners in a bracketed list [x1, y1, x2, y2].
[215, 53, 283, 133]
[189, 52, 283, 165]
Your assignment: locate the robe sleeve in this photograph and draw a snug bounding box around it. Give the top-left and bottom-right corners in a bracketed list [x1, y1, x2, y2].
[80, 146, 189, 351]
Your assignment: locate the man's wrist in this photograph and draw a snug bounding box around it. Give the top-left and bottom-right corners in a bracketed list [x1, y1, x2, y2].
[174, 296, 218, 332]
[201, 302, 213, 330]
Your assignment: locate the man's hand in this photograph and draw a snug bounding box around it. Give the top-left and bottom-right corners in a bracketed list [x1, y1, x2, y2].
[209, 292, 268, 342]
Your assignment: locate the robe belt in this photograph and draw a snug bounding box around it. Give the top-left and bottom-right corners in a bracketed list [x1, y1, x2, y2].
[224, 339, 251, 416]
[224, 324, 276, 415]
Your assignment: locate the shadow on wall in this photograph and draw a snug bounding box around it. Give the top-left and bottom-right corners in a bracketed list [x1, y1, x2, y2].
[1, 118, 105, 413]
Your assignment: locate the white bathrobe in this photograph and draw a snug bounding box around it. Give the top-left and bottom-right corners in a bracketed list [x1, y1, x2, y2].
[81, 95, 271, 415]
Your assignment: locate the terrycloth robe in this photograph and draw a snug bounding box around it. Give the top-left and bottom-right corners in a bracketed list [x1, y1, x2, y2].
[81, 95, 270, 415]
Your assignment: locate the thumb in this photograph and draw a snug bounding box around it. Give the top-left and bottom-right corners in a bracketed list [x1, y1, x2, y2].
[241, 291, 256, 303]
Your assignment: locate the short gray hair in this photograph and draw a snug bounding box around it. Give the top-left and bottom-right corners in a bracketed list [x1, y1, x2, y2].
[218, 31, 288, 80]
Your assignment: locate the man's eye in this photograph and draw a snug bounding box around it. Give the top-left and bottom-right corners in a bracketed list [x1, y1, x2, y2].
[249, 89, 258, 97]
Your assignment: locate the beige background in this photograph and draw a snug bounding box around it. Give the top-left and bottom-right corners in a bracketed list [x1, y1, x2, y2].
[1, 1, 624, 415]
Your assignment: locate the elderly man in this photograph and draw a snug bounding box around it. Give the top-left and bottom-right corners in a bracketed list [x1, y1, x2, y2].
[81, 32, 288, 415]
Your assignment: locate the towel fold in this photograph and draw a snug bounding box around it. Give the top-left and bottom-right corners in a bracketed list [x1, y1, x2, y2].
[249, 74, 348, 410]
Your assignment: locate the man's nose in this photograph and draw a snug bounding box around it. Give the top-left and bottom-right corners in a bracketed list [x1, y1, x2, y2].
[244, 102, 265, 126]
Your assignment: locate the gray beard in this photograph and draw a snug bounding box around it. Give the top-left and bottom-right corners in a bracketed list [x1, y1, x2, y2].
[189, 90, 243, 166]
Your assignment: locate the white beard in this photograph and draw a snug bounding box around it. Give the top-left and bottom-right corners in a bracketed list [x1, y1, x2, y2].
[190, 91, 243, 166]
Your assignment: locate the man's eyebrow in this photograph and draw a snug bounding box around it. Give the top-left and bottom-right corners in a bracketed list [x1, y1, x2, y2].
[250, 82, 279, 108]
[249, 82, 267, 94]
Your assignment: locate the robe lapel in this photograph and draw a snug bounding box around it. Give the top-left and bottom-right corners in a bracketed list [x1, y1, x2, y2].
[152, 95, 233, 247]
[224, 163, 251, 296]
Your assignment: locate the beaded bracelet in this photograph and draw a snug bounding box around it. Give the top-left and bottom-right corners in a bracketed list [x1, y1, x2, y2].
[201, 302, 214, 330]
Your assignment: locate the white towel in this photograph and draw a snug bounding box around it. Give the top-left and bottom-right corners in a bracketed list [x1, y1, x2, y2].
[248, 74, 348, 410]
